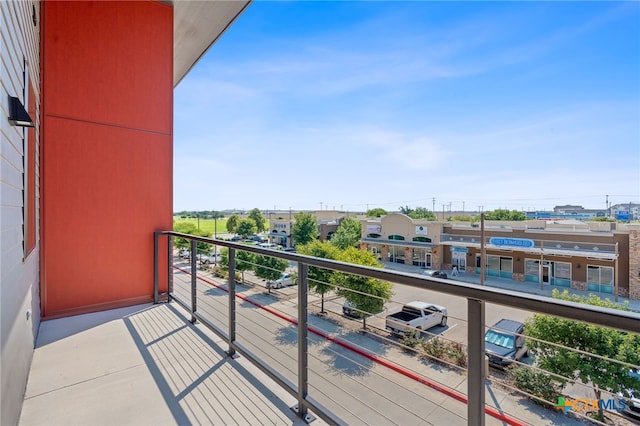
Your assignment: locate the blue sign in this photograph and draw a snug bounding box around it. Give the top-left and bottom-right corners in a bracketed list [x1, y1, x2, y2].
[450, 247, 468, 253]
[489, 237, 535, 248]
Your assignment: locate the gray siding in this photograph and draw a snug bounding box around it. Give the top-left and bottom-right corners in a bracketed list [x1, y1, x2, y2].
[1, 2, 41, 425]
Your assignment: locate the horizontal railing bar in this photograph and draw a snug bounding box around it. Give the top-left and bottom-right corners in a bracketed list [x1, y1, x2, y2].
[164, 231, 640, 334]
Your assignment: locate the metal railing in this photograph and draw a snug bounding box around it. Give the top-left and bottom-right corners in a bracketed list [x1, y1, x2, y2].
[154, 231, 640, 426]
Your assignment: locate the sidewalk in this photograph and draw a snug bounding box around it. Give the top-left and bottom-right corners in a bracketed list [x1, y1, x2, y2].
[380, 261, 640, 312]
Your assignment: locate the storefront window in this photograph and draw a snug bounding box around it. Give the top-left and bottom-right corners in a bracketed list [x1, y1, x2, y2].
[486, 254, 513, 279]
[587, 265, 614, 294]
[553, 261, 571, 287]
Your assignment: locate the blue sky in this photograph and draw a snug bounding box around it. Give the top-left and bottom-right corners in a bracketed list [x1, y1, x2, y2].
[174, 1, 640, 213]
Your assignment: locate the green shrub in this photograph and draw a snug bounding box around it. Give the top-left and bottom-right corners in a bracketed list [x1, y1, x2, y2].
[401, 329, 422, 352]
[506, 365, 564, 408]
[446, 342, 467, 367]
[421, 336, 446, 359]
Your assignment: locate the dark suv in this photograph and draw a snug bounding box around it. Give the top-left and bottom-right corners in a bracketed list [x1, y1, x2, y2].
[485, 319, 529, 368]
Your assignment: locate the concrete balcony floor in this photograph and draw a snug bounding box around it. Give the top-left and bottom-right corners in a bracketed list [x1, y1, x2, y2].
[20, 302, 320, 426]
[19, 294, 637, 426]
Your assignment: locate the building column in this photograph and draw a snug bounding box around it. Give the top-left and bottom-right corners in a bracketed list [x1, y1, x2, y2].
[629, 229, 640, 300]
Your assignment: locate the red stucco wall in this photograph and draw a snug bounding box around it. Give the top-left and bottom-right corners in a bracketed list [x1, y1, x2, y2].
[41, 0, 172, 317]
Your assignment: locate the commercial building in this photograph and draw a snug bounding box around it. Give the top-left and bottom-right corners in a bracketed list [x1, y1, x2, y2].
[360, 213, 640, 300]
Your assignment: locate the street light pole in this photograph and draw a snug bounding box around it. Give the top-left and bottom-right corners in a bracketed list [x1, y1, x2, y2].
[480, 213, 485, 286]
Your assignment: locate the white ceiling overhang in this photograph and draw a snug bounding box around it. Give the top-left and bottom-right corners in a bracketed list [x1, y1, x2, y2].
[173, 0, 252, 87]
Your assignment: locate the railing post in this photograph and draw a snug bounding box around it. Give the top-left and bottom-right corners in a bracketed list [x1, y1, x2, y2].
[168, 234, 173, 300]
[295, 263, 313, 422]
[190, 239, 197, 323]
[467, 298, 485, 426]
[228, 248, 237, 358]
[153, 231, 159, 304]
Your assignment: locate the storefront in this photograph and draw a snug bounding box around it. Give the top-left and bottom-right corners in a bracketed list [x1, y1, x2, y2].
[359, 213, 635, 299]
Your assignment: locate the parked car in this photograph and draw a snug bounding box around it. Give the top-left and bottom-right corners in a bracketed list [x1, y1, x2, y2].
[385, 301, 448, 335]
[257, 243, 280, 250]
[422, 270, 448, 279]
[620, 370, 640, 420]
[178, 249, 190, 259]
[343, 300, 384, 319]
[343, 301, 364, 318]
[268, 273, 295, 289]
[198, 253, 219, 264]
[484, 319, 529, 368]
[230, 235, 242, 241]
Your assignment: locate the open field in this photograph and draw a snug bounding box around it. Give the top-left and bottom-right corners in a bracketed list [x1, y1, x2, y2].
[172, 216, 230, 236]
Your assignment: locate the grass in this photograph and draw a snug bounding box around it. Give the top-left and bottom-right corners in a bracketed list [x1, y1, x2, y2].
[172, 216, 230, 236]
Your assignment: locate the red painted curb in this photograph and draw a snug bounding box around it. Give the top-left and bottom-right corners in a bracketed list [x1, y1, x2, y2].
[174, 265, 527, 425]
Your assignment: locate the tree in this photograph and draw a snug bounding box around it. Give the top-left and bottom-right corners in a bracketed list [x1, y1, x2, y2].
[485, 209, 526, 221]
[219, 248, 255, 283]
[408, 207, 436, 220]
[330, 217, 362, 250]
[248, 208, 267, 233]
[525, 289, 640, 419]
[236, 218, 257, 238]
[226, 214, 240, 234]
[174, 221, 198, 249]
[334, 247, 393, 317]
[398, 206, 436, 220]
[296, 241, 341, 313]
[366, 208, 388, 217]
[292, 212, 318, 246]
[173, 221, 211, 254]
[254, 255, 288, 292]
[449, 216, 474, 222]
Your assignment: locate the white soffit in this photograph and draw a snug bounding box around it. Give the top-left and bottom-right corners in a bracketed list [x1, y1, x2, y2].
[173, 0, 251, 87]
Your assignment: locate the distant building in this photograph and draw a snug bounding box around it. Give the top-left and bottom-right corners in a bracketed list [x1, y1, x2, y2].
[269, 210, 365, 247]
[360, 213, 640, 300]
[611, 202, 639, 221]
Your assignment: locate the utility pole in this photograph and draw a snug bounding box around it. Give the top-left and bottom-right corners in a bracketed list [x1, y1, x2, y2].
[432, 197, 436, 213]
[614, 242, 619, 302]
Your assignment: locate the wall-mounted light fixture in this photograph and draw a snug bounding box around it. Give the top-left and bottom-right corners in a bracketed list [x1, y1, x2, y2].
[516, 257, 521, 262]
[577, 264, 581, 269]
[8, 96, 34, 127]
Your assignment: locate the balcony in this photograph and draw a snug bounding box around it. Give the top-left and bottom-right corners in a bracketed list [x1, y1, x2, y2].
[20, 232, 640, 425]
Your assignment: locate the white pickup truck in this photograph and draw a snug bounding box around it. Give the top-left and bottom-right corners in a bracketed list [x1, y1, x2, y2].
[385, 301, 448, 335]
